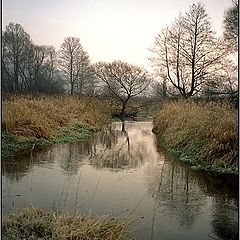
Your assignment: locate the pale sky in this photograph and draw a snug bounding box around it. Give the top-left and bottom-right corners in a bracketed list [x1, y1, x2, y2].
[2, 0, 232, 68]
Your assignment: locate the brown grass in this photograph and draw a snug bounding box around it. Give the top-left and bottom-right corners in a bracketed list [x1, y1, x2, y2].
[2, 94, 112, 139]
[153, 100, 238, 167]
[2, 206, 131, 240]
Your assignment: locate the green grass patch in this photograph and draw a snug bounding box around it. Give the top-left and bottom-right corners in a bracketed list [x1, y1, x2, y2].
[2, 123, 98, 161]
[54, 123, 97, 144]
[156, 135, 238, 174]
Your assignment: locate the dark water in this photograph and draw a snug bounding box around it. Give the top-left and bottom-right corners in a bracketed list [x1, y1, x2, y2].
[2, 121, 239, 240]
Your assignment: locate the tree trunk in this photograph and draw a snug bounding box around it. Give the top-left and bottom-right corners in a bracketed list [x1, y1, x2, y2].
[14, 58, 19, 91]
[120, 102, 126, 117]
[70, 83, 74, 95]
[120, 99, 129, 118]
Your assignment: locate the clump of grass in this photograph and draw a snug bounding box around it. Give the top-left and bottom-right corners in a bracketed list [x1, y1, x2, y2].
[153, 100, 238, 173]
[2, 206, 131, 240]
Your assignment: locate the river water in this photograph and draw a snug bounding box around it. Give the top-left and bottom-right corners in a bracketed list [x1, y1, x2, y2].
[2, 121, 238, 240]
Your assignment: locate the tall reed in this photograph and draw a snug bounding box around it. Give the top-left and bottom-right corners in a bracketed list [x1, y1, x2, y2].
[3, 94, 112, 140]
[153, 100, 238, 170]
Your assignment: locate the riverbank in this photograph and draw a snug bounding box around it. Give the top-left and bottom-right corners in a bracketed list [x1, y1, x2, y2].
[2, 94, 112, 160]
[2, 206, 131, 240]
[153, 100, 238, 174]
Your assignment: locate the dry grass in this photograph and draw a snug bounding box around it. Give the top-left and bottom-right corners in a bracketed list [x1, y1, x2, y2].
[153, 100, 238, 168]
[2, 94, 112, 140]
[2, 206, 131, 240]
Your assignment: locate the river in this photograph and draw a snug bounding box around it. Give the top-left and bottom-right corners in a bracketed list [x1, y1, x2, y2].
[2, 120, 238, 240]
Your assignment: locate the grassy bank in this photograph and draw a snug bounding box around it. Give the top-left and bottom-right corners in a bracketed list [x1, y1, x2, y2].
[2, 94, 112, 160]
[2, 206, 131, 240]
[153, 100, 238, 174]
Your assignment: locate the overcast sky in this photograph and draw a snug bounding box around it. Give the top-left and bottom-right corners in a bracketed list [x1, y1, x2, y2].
[2, 0, 232, 68]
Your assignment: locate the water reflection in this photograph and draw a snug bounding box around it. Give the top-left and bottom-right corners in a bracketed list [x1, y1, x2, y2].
[89, 121, 147, 170]
[3, 121, 155, 180]
[145, 145, 238, 240]
[211, 198, 238, 240]
[145, 153, 205, 230]
[2, 121, 238, 240]
[2, 146, 52, 183]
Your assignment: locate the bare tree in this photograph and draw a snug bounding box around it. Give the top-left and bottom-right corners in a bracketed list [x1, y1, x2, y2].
[94, 60, 151, 116]
[58, 37, 92, 95]
[223, 0, 238, 51]
[151, 80, 167, 98]
[149, 3, 223, 98]
[23, 45, 64, 93]
[2, 22, 32, 92]
[2, 59, 13, 92]
[2, 22, 65, 94]
[202, 58, 238, 96]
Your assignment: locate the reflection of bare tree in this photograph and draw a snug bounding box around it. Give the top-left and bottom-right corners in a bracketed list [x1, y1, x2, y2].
[2, 161, 32, 183]
[90, 121, 144, 170]
[2, 140, 93, 181]
[146, 145, 238, 236]
[2, 145, 52, 182]
[184, 165, 238, 239]
[3, 122, 157, 181]
[146, 157, 204, 229]
[211, 199, 238, 240]
[88, 125, 118, 157]
[195, 173, 238, 203]
[121, 121, 130, 154]
[196, 173, 238, 240]
[55, 141, 93, 174]
[155, 145, 238, 201]
[2, 122, 136, 181]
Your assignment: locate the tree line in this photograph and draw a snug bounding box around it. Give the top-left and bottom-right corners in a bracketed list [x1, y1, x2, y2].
[2, 1, 238, 103]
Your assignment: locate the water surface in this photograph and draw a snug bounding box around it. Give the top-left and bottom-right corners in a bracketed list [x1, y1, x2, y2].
[2, 121, 238, 240]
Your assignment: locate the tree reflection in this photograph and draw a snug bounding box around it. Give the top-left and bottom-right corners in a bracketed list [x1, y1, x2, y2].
[2, 145, 52, 182]
[195, 172, 238, 203]
[2, 139, 93, 181]
[42, 140, 94, 174]
[146, 156, 204, 229]
[3, 122, 153, 181]
[184, 165, 238, 239]
[211, 199, 238, 240]
[196, 173, 238, 240]
[121, 120, 130, 154]
[89, 121, 144, 170]
[146, 144, 238, 237]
